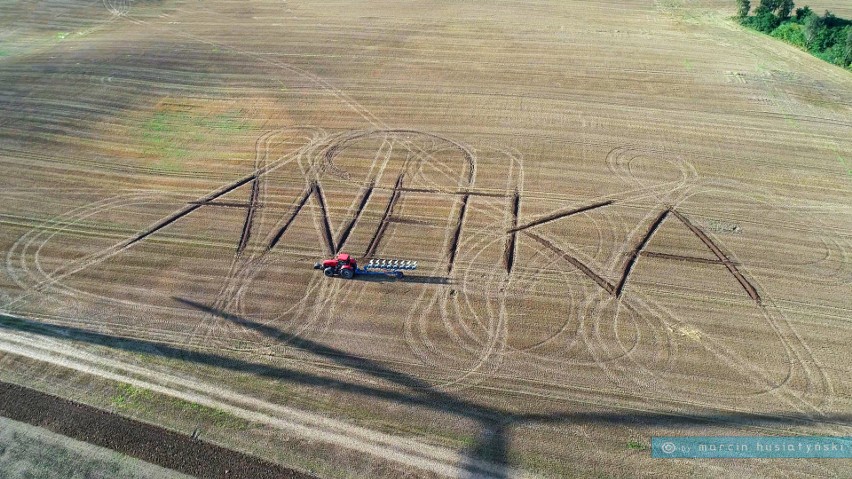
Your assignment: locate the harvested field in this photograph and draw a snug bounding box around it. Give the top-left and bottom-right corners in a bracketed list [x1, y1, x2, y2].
[0, 0, 850, 478]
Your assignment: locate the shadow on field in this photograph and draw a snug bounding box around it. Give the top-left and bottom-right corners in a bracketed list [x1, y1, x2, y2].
[339, 274, 451, 285]
[0, 309, 507, 478]
[1, 309, 847, 478]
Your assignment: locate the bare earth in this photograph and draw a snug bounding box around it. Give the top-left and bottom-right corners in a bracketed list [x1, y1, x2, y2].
[0, 0, 850, 478]
[0, 416, 191, 479]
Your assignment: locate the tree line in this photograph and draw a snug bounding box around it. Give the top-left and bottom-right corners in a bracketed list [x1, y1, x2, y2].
[736, 0, 852, 69]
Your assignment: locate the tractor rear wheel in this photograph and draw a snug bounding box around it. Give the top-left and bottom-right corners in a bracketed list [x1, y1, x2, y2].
[340, 268, 355, 279]
[323, 267, 335, 277]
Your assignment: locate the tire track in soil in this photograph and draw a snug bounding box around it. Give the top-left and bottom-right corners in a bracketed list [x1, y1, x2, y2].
[577, 185, 701, 393]
[386, 217, 433, 226]
[503, 191, 520, 274]
[507, 199, 682, 380]
[195, 129, 313, 346]
[322, 129, 478, 279]
[614, 209, 669, 298]
[267, 184, 315, 251]
[260, 135, 393, 343]
[669, 209, 761, 304]
[6, 193, 144, 291]
[125, 174, 258, 249]
[395, 188, 504, 198]
[212, 129, 280, 343]
[334, 183, 374, 253]
[312, 182, 335, 255]
[496, 254, 585, 356]
[225, 133, 394, 351]
[426, 151, 526, 390]
[504, 152, 830, 420]
[590, 218, 814, 413]
[364, 173, 404, 259]
[400, 148, 519, 388]
[612, 293, 812, 413]
[176, 129, 327, 348]
[455, 190, 593, 385]
[4, 193, 170, 312]
[221, 131, 472, 352]
[449, 229, 509, 345]
[757, 302, 833, 414]
[188, 200, 260, 208]
[322, 130, 475, 191]
[404, 236, 498, 391]
[446, 194, 469, 274]
[403, 225, 496, 377]
[688, 187, 836, 411]
[232, 134, 398, 349]
[523, 231, 615, 295]
[436, 235, 512, 391]
[508, 200, 614, 233]
[237, 173, 262, 254]
[575, 153, 698, 383]
[568, 180, 812, 412]
[641, 251, 728, 264]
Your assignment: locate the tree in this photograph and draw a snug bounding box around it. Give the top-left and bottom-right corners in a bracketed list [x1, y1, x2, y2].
[737, 0, 751, 18]
[747, 9, 782, 32]
[803, 12, 823, 48]
[757, 0, 780, 14]
[795, 6, 812, 21]
[777, 0, 794, 19]
[821, 10, 840, 28]
[771, 21, 807, 48]
[844, 27, 852, 66]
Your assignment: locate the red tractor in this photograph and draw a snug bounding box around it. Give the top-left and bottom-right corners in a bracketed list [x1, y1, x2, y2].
[314, 253, 358, 279]
[313, 253, 417, 279]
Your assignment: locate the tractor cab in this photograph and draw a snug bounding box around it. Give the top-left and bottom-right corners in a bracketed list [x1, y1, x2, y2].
[314, 253, 357, 279]
[323, 253, 355, 269]
[336, 253, 355, 267]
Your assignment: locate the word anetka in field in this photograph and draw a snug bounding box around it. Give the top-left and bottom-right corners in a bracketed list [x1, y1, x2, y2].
[119, 128, 761, 304]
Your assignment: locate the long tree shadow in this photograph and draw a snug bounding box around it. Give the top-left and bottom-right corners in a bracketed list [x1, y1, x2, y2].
[172, 297, 508, 478]
[0, 309, 508, 478]
[1, 309, 848, 478]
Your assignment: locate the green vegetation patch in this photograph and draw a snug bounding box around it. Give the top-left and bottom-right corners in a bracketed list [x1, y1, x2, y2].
[110, 383, 152, 408]
[627, 439, 648, 450]
[140, 109, 250, 172]
[166, 396, 251, 430]
[838, 154, 851, 177]
[110, 382, 252, 430]
[736, 0, 852, 70]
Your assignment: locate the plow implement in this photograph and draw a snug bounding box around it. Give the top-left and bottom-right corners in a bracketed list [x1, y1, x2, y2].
[361, 258, 418, 278]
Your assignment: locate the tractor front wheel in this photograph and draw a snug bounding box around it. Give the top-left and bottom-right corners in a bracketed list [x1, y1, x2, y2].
[323, 267, 335, 277]
[340, 268, 355, 279]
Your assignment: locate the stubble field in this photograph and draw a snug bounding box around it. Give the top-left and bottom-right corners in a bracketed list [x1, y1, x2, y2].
[0, 0, 850, 477]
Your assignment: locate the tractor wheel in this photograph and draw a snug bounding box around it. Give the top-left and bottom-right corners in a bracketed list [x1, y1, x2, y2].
[323, 267, 335, 277]
[340, 268, 355, 279]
